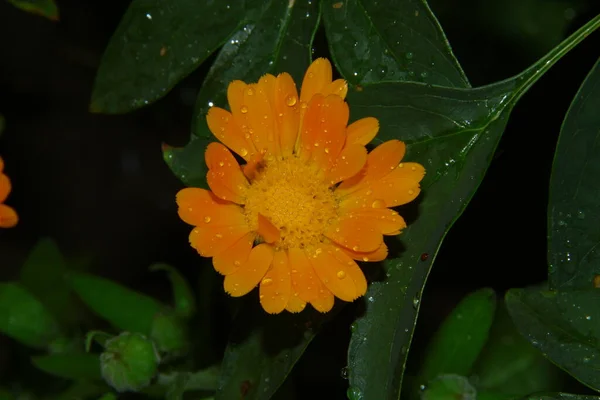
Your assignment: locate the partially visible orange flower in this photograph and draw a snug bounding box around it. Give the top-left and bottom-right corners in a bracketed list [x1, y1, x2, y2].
[0, 156, 18, 228]
[177, 58, 425, 314]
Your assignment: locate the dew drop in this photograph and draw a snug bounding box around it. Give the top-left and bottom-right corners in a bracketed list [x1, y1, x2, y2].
[240, 148, 248, 157]
[204, 216, 211, 223]
[337, 270, 346, 279]
[240, 105, 249, 114]
[371, 199, 385, 208]
[262, 278, 273, 286]
[408, 189, 415, 195]
[340, 366, 349, 379]
[352, 245, 359, 251]
[285, 95, 297, 106]
[246, 88, 254, 96]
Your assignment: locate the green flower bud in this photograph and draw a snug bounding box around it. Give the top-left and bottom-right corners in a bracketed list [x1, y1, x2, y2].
[100, 332, 160, 393]
[150, 311, 188, 355]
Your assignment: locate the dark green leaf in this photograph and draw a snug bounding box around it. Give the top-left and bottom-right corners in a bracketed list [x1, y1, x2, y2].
[418, 288, 496, 386]
[346, 16, 600, 400]
[163, 138, 212, 188]
[215, 301, 335, 400]
[68, 272, 163, 335]
[0, 389, 12, 400]
[548, 56, 600, 290]
[6, 0, 58, 20]
[160, 366, 220, 399]
[0, 282, 60, 348]
[474, 303, 563, 396]
[421, 374, 476, 400]
[322, 0, 469, 87]
[150, 263, 196, 318]
[90, 0, 249, 114]
[32, 353, 102, 381]
[517, 393, 600, 400]
[19, 238, 78, 325]
[506, 288, 600, 392]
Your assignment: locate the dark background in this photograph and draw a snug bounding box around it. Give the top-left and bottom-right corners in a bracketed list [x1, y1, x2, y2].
[0, 0, 599, 398]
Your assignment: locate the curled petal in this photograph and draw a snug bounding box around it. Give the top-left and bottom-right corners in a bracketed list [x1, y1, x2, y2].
[0, 204, 17, 228]
[205, 142, 248, 204]
[206, 107, 256, 160]
[300, 58, 333, 104]
[189, 224, 250, 258]
[346, 117, 379, 146]
[224, 243, 274, 297]
[0, 174, 11, 203]
[309, 245, 367, 302]
[325, 144, 367, 185]
[213, 232, 256, 275]
[259, 250, 291, 314]
[325, 216, 383, 253]
[340, 242, 389, 262]
[176, 188, 246, 227]
[288, 247, 320, 302]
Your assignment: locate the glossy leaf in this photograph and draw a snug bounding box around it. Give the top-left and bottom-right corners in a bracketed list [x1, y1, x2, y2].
[0, 282, 60, 348]
[19, 238, 78, 325]
[474, 303, 563, 396]
[346, 16, 600, 400]
[506, 288, 600, 392]
[90, 0, 248, 114]
[322, 0, 469, 87]
[150, 263, 196, 318]
[32, 353, 102, 381]
[420, 374, 476, 400]
[6, 0, 59, 20]
[215, 302, 335, 400]
[68, 272, 163, 335]
[163, 138, 212, 188]
[418, 288, 496, 386]
[547, 56, 600, 290]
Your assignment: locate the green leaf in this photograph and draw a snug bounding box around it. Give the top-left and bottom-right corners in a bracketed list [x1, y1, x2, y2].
[6, 0, 59, 21]
[166, 0, 320, 187]
[90, 0, 249, 114]
[474, 303, 563, 396]
[517, 394, 600, 400]
[0, 282, 60, 348]
[159, 366, 220, 399]
[150, 263, 196, 318]
[421, 374, 476, 400]
[68, 272, 163, 335]
[19, 238, 78, 325]
[418, 288, 496, 386]
[321, 0, 469, 87]
[506, 288, 600, 392]
[346, 15, 600, 400]
[31, 353, 102, 381]
[547, 56, 600, 290]
[215, 302, 335, 400]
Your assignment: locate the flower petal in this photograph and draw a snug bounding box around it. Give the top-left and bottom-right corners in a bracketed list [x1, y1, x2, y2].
[340, 242, 389, 262]
[0, 204, 17, 228]
[213, 232, 256, 275]
[206, 106, 256, 160]
[259, 250, 291, 314]
[346, 117, 379, 146]
[189, 224, 251, 257]
[0, 173, 11, 203]
[285, 293, 307, 313]
[205, 142, 249, 204]
[325, 216, 383, 252]
[325, 144, 367, 185]
[274, 73, 300, 157]
[224, 243, 274, 297]
[344, 207, 407, 235]
[245, 78, 279, 156]
[176, 188, 246, 227]
[310, 284, 334, 313]
[309, 245, 366, 302]
[0, 157, 4, 173]
[288, 247, 320, 302]
[300, 58, 333, 104]
[257, 213, 280, 244]
[322, 79, 348, 100]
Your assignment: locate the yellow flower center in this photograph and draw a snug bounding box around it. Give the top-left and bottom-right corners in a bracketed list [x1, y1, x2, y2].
[243, 155, 338, 249]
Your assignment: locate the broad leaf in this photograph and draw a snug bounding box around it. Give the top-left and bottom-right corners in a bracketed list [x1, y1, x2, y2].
[547, 55, 600, 289]
[346, 16, 600, 400]
[90, 0, 250, 114]
[420, 374, 476, 400]
[32, 353, 102, 381]
[68, 272, 163, 335]
[506, 289, 600, 392]
[321, 0, 469, 88]
[518, 394, 600, 400]
[418, 288, 496, 386]
[6, 0, 58, 20]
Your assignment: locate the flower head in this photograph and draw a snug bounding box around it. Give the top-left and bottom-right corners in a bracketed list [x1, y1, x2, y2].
[177, 58, 425, 314]
[0, 156, 18, 228]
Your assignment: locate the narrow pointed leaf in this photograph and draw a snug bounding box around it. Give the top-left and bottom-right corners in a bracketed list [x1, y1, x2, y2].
[547, 56, 600, 289]
[7, 0, 59, 20]
[68, 272, 163, 335]
[322, 0, 469, 87]
[506, 288, 600, 392]
[32, 353, 102, 381]
[0, 282, 61, 348]
[346, 15, 600, 400]
[90, 0, 249, 114]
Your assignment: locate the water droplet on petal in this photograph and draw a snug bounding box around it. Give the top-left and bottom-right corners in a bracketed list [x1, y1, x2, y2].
[204, 216, 211, 223]
[285, 95, 297, 106]
[240, 106, 248, 114]
[240, 148, 248, 157]
[371, 199, 385, 208]
[262, 278, 273, 286]
[337, 271, 346, 279]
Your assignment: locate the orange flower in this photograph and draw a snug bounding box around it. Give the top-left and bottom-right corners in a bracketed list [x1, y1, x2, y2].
[177, 58, 425, 314]
[0, 156, 18, 228]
